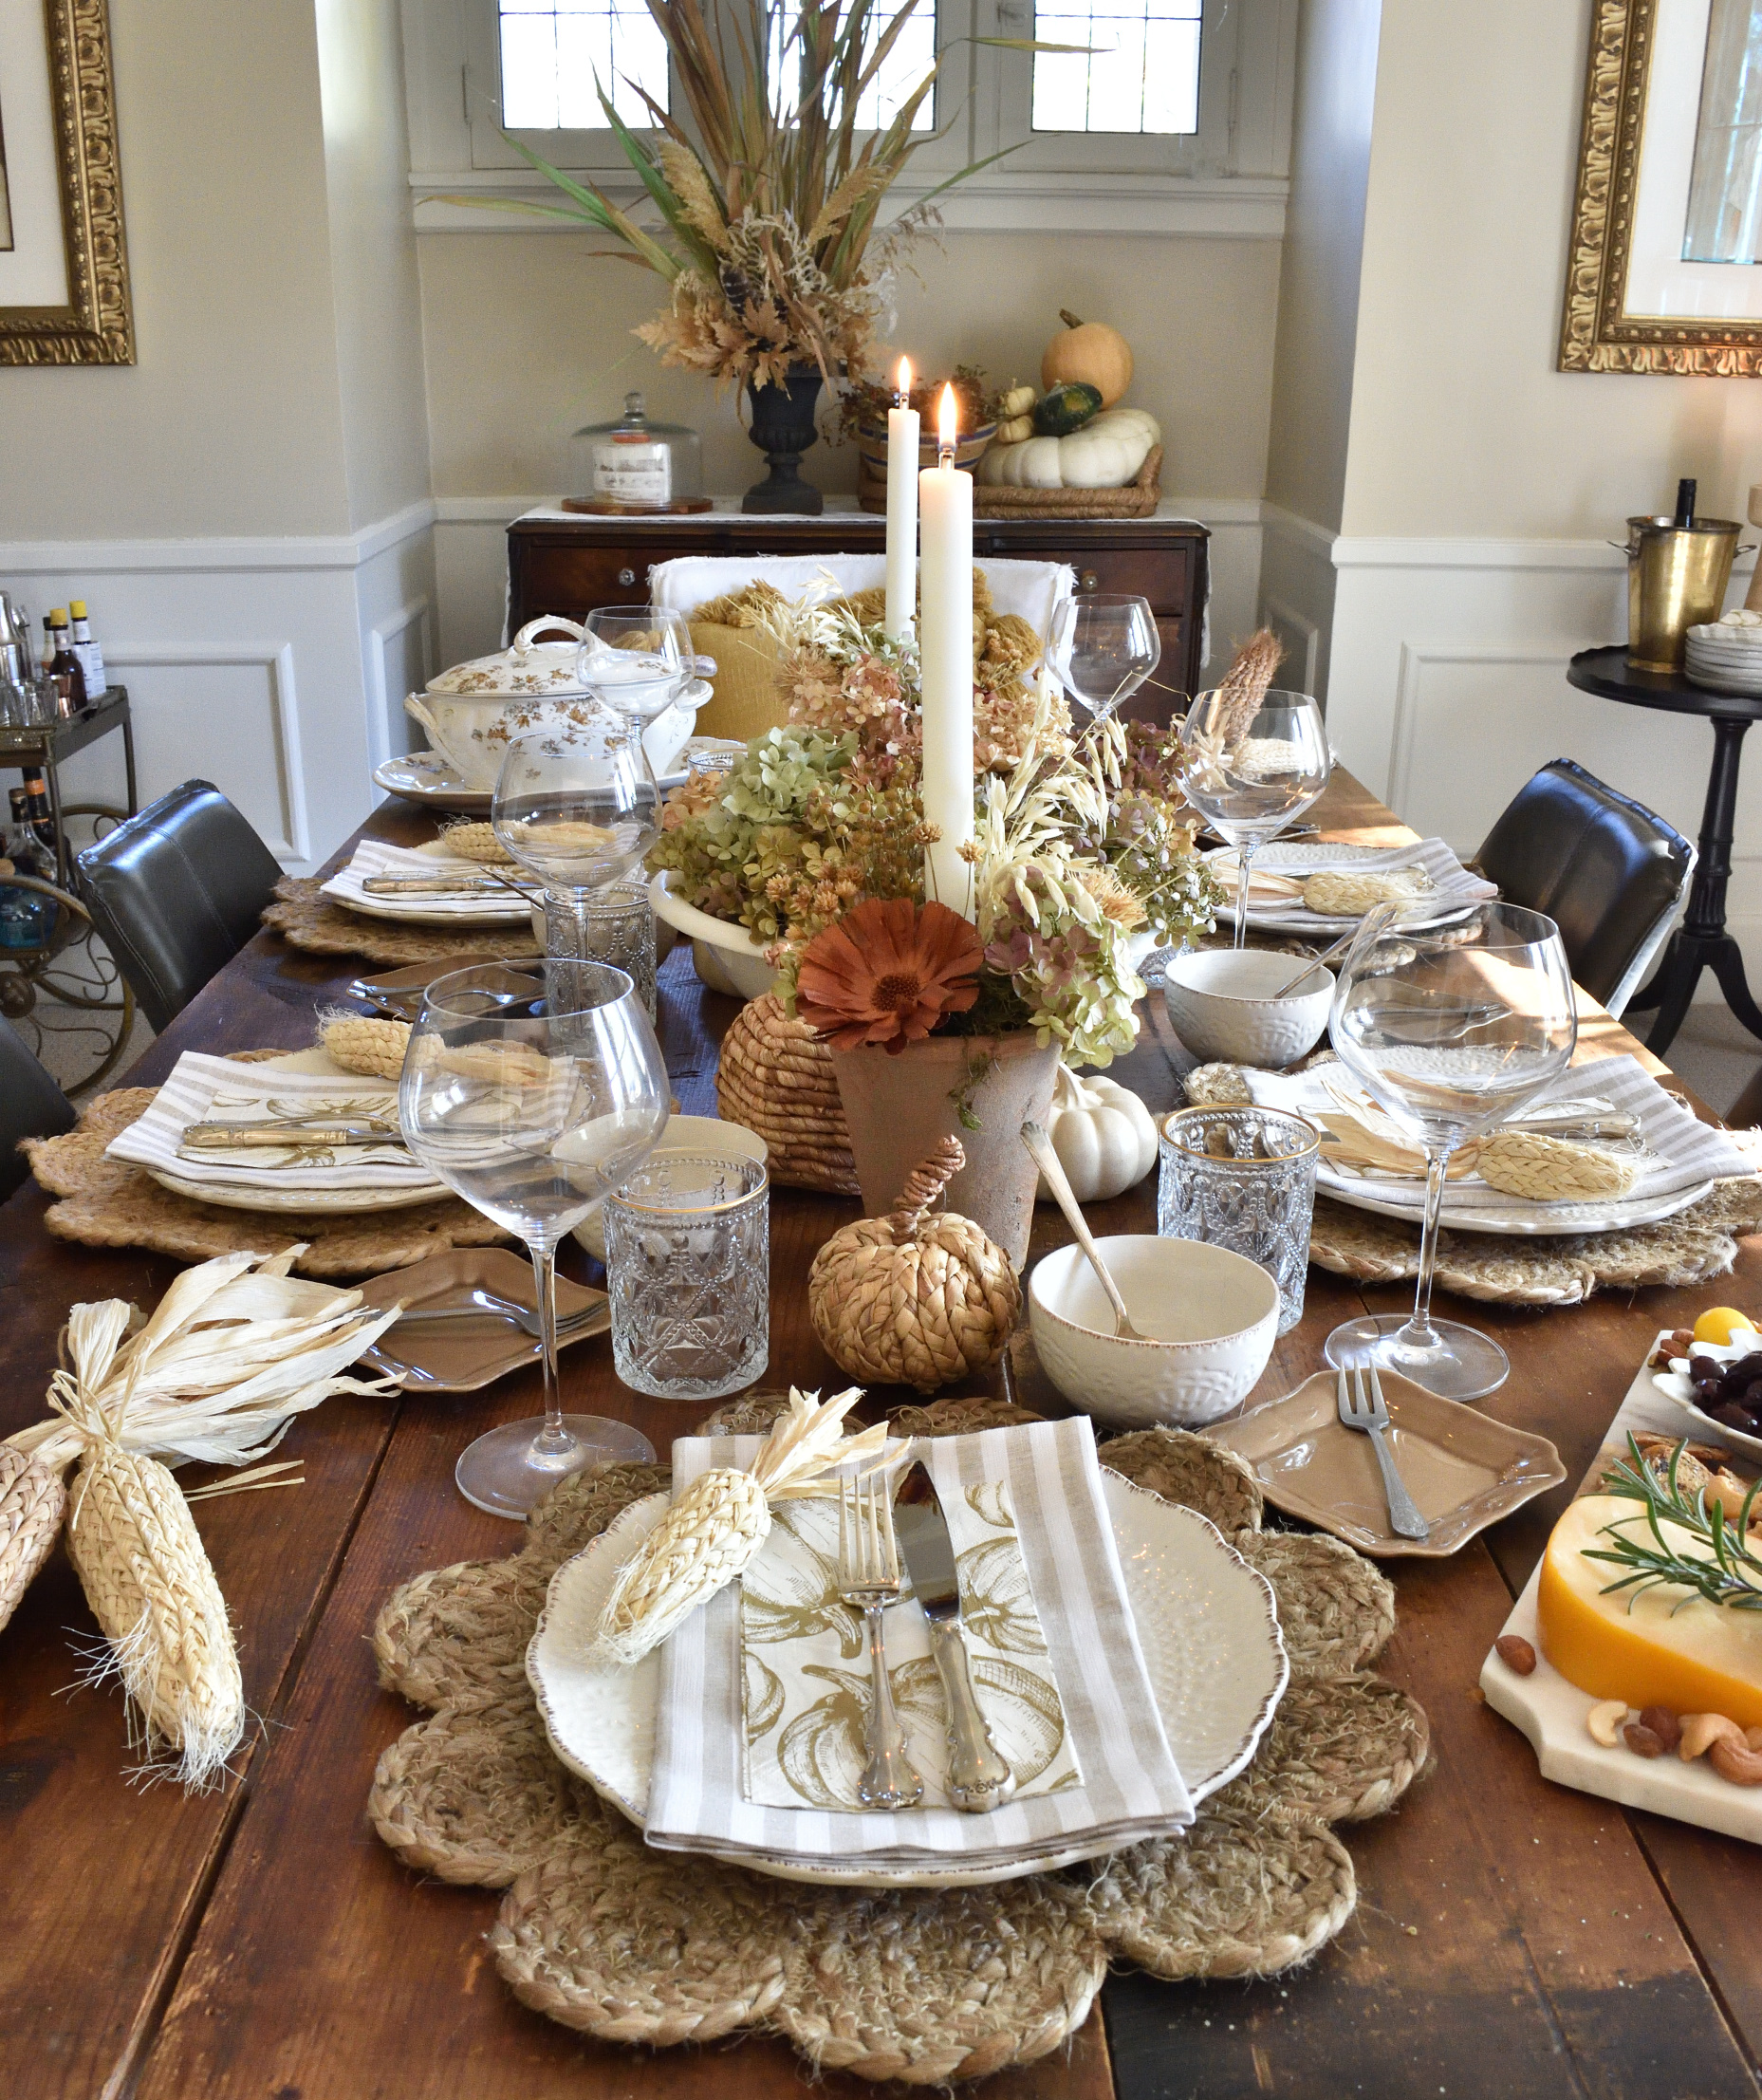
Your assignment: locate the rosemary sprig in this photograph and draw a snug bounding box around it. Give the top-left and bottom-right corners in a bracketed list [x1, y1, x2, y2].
[1581, 1433, 1762, 1614]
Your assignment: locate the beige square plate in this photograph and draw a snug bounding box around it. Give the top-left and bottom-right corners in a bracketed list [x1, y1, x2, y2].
[1207, 1368, 1566, 1557]
[356, 1248, 609, 1392]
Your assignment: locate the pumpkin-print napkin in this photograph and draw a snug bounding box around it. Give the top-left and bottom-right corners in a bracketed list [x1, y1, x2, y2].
[738, 1469, 1082, 1812]
[644, 1416, 1192, 1869]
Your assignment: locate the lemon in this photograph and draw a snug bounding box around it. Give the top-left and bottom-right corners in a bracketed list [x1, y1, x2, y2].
[1694, 1306, 1757, 1347]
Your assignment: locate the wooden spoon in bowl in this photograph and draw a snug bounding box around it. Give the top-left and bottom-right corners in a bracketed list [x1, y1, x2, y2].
[1020, 1120, 1146, 1342]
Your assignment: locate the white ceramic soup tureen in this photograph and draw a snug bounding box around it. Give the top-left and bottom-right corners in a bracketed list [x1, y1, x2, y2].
[404, 617, 706, 789]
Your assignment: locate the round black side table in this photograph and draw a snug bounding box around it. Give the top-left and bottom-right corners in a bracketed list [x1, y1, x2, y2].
[1566, 644, 1762, 1056]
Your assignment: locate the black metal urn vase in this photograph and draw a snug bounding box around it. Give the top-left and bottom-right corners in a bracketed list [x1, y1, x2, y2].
[742, 367, 825, 515]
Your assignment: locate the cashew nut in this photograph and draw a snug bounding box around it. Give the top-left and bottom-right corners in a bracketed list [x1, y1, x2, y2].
[1587, 1699, 1628, 1747]
[1709, 1735, 1762, 1786]
[1679, 1712, 1745, 1761]
[1746, 1726, 1762, 1753]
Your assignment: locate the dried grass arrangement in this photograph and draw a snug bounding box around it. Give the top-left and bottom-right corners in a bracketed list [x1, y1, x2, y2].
[1, 1249, 402, 1787]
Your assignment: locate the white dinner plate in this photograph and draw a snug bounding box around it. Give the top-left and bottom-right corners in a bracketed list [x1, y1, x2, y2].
[1204, 840, 1479, 935]
[1317, 1170, 1716, 1237]
[528, 1469, 1289, 1889]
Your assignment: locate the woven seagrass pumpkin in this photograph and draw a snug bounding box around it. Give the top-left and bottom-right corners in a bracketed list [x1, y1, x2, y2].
[807, 1137, 1023, 1392]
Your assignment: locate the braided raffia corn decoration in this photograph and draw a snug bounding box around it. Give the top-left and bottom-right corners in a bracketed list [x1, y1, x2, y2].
[1473, 1128, 1641, 1201]
[0, 1445, 67, 1632]
[1303, 867, 1433, 918]
[596, 1388, 888, 1666]
[807, 1138, 1023, 1393]
[320, 1013, 411, 1080]
[441, 822, 514, 864]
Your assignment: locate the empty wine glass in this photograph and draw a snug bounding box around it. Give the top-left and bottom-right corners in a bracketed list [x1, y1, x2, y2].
[492, 724, 659, 892]
[577, 604, 693, 725]
[1178, 688, 1330, 949]
[399, 959, 670, 1516]
[1050, 593, 1161, 719]
[1324, 901, 1578, 1400]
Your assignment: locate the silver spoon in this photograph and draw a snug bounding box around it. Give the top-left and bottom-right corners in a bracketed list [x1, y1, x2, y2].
[1270, 901, 1401, 998]
[1020, 1120, 1146, 1341]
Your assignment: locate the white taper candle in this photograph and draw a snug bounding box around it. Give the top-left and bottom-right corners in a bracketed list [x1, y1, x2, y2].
[884, 356, 919, 642]
[919, 384, 974, 919]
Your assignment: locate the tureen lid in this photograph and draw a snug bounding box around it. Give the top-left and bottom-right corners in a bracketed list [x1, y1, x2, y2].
[426, 616, 587, 697]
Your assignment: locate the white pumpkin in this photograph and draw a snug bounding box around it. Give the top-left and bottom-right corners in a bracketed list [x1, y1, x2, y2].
[1033, 1065, 1160, 1204]
[976, 408, 1160, 492]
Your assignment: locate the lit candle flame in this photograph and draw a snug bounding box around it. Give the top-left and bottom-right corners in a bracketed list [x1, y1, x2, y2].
[896, 355, 913, 404]
[937, 382, 957, 464]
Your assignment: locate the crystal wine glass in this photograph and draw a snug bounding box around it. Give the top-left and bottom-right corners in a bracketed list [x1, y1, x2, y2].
[399, 959, 670, 1516]
[492, 723, 659, 892]
[1324, 901, 1578, 1400]
[1050, 593, 1161, 719]
[1178, 688, 1331, 949]
[577, 604, 694, 726]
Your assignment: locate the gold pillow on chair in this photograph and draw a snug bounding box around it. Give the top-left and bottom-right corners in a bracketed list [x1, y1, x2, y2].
[688, 621, 787, 743]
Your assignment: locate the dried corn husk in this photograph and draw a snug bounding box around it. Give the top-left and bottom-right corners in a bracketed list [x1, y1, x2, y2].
[1474, 1128, 1641, 1201]
[319, 1013, 411, 1080]
[1302, 867, 1433, 918]
[440, 821, 514, 864]
[596, 1386, 889, 1664]
[0, 1445, 67, 1629]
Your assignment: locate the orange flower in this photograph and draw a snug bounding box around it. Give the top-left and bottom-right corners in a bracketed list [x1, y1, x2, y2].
[796, 898, 983, 1054]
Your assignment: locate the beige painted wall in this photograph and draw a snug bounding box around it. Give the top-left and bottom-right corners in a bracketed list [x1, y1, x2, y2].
[1342, 0, 1762, 539]
[0, 0, 357, 541]
[1263, 0, 1383, 533]
[417, 230, 1281, 500]
[316, 0, 433, 530]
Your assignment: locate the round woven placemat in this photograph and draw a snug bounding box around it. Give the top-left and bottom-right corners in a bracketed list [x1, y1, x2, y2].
[262, 876, 540, 966]
[366, 1403, 1429, 2083]
[21, 1082, 511, 1279]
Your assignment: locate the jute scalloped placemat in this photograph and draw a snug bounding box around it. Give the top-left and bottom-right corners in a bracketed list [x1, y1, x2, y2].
[262, 877, 540, 967]
[21, 1080, 511, 1279]
[1185, 1060, 1762, 1307]
[367, 1393, 1429, 2084]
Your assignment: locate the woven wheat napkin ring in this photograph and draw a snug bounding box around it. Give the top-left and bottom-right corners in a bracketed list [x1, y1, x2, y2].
[367, 1393, 1428, 2084]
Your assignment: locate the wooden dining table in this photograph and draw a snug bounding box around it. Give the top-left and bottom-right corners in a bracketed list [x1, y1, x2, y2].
[5, 767, 1762, 2100]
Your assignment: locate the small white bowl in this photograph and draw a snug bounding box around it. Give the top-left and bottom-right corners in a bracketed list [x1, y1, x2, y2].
[648, 870, 780, 1001]
[571, 1114, 769, 1260]
[1162, 948, 1334, 1068]
[1028, 1236, 1279, 1429]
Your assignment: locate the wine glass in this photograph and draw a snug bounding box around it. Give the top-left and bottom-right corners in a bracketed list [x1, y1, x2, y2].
[1178, 688, 1330, 949]
[1050, 594, 1161, 719]
[399, 959, 670, 1516]
[1324, 901, 1578, 1400]
[492, 723, 659, 892]
[577, 605, 694, 726]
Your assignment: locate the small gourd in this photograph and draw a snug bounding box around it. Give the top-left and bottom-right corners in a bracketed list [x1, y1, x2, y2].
[997, 383, 1037, 419]
[807, 1138, 1022, 1392]
[1033, 381, 1103, 437]
[995, 413, 1035, 444]
[1041, 310, 1134, 409]
[1033, 1065, 1159, 1203]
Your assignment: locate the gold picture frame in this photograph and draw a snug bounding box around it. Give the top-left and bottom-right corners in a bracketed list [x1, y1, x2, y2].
[1561, 0, 1762, 376]
[0, 0, 134, 366]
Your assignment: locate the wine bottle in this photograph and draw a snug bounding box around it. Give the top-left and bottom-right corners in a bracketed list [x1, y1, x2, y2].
[1675, 477, 1697, 527]
[68, 600, 105, 699]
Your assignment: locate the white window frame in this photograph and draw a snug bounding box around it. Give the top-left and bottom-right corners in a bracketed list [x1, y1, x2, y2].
[403, 0, 1294, 234]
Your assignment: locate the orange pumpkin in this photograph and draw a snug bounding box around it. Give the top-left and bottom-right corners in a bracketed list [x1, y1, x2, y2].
[1040, 309, 1134, 409]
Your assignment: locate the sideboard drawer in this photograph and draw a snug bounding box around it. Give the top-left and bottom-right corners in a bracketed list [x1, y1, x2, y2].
[1069, 548, 1190, 614]
[516, 544, 656, 615]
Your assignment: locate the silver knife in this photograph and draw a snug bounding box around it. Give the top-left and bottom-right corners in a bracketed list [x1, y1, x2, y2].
[893, 1467, 1016, 1813]
[181, 1119, 405, 1149]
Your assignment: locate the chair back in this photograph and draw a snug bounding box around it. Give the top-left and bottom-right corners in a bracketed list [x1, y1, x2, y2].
[0, 1013, 76, 1200]
[1473, 758, 1694, 1014]
[77, 781, 284, 1033]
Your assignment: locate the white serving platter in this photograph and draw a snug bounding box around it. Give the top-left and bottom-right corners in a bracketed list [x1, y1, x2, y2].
[529, 1468, 1289, 1889]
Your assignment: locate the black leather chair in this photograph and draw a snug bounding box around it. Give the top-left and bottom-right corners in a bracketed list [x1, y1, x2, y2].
[0, 1013, 77, 1199]
[1474, 759, 1694, 1014]
[76, 781, 283, 1033]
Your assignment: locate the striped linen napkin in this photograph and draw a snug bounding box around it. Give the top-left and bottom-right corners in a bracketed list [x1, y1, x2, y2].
[1247, 1053, 1756, 1217]
[320, 839, 533, 922]
[643, 1416, 1193, 1870]
[104, 1052, 442, 1193]
[1211, 838, 1497, 930]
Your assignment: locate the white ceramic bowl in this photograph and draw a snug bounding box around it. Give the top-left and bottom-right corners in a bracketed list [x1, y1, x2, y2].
[571, 1114, 769, 1260]
[648, 870, 780, 1000]
[1162, 948, 1334, 1068]
[1028, 1235, 1279, 1429]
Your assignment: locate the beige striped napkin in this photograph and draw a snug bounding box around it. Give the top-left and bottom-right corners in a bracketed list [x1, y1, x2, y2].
[644, 1416, 1192, 1869]
[320, 839, 533, 922]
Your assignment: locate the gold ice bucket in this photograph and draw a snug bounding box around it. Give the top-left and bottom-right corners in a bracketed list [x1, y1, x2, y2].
[1625, 513, 1746, 672]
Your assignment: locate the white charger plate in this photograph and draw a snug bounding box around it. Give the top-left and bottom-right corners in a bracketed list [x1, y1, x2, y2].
[1317, 1168, 1715, 1237]
[528, 1469, 1289, 1889]
[143, 1049, 447, 1216]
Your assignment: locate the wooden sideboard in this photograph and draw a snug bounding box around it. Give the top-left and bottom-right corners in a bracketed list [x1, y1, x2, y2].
[506, 505, 1209, 726]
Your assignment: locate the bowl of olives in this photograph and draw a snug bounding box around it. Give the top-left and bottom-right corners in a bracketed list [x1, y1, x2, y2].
[1653, 1331, 1762, 1460]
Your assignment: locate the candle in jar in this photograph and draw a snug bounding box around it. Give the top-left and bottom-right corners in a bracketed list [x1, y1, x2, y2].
[918, 383, 974, 919]
[884, 357, 919, 641]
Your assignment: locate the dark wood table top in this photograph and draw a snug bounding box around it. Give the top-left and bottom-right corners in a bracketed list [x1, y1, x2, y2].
[4, 771, 1761, 2100]
[1568, 642, 1762, 721]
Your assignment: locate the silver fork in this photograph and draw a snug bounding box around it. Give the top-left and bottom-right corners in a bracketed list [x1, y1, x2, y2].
[838, 1473, 923, 1811]
[395, 1292, 604, 1340]
[1337, 1366, 1430, 1541]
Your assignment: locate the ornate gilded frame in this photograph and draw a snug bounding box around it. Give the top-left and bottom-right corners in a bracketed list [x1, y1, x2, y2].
[1560, 0, 1762, 375]
[0, 0, 134, 365]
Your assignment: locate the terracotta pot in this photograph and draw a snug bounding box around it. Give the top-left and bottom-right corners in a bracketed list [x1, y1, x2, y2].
[830, 1032, 1060, 1270]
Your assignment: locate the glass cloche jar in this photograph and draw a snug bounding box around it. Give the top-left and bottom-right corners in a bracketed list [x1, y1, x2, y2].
[565, 392, 706, 514]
